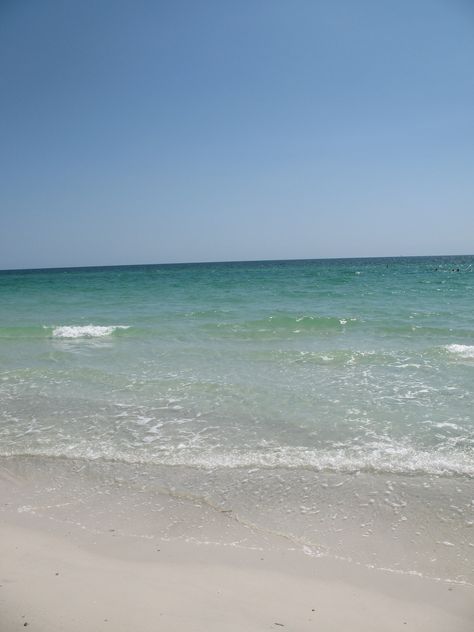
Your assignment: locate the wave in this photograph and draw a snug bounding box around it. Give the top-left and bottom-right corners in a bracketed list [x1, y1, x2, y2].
[248, 314, 357, 330]
[201, 314, 358, 338]
[376, 323, 474, 337]
[160, 445, 474, 477]
[445, 344, 474, 359]
[258, 345, 474, 367]
[0, 324, 131, 339]
[2, 444, 472, 477]
[51, 325, 130, 339]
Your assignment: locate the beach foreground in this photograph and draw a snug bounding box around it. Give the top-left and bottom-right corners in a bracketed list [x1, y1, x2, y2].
[1, 459, 473, 632]
[1, 518, 473, 632]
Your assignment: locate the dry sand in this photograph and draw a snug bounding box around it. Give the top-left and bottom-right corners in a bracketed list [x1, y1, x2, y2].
[1, 513, 473, 632]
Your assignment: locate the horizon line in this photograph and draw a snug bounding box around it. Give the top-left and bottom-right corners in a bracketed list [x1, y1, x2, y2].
[1, 253, 473, 274]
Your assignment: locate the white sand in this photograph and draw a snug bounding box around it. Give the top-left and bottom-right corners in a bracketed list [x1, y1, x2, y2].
[1, 514, 472, 632]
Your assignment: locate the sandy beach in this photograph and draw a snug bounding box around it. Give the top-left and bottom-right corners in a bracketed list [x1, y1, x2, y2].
[1, 457, 473, 632]
[1, 517, 473, 632]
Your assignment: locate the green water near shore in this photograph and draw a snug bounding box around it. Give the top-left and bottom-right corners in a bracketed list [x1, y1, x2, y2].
[1, 257, 473, 580]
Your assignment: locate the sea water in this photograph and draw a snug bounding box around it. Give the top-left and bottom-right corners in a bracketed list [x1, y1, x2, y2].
[0, 257, 473, 581]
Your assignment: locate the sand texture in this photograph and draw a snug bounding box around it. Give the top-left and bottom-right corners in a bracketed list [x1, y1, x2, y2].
[1, 516, 473, 632]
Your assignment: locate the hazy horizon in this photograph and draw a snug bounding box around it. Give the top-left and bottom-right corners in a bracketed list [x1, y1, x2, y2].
[1, 251, 473, 273]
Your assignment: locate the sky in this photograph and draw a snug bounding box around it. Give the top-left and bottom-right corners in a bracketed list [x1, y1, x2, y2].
[0, 0, 473, 269]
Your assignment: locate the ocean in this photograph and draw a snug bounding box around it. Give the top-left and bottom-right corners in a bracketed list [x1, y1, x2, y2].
[0, 256, 473, 582]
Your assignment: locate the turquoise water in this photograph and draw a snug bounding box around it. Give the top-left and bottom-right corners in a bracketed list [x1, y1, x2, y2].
[1, 257, 473, 580]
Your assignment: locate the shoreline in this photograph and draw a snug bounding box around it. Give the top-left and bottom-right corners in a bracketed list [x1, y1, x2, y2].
[1, 456, 473, 630]
[1, 454, 472, 584]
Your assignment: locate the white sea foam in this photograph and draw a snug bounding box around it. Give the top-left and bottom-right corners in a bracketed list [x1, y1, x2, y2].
[445, 344, 474, 359]
[51, 325, 130, 339]
[4, 443, 471, 477]
[160, 446, 474, 477]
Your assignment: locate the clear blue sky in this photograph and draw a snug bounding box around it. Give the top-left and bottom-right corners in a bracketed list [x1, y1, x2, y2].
[0, 0, 473, 269]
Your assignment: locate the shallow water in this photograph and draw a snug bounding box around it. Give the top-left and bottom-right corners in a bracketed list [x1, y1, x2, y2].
[0, 257, 473, 580]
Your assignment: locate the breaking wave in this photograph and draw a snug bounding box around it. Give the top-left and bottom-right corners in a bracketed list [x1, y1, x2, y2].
[445, 344, 474, 359]
[2, 444, 472, 477]
[51, 325, 130, 339]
